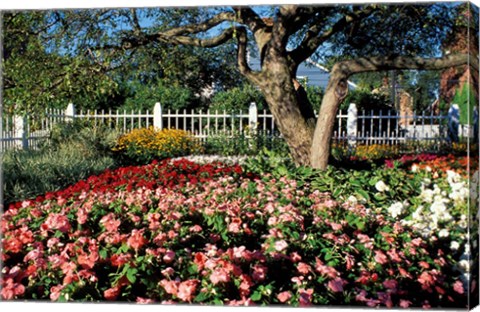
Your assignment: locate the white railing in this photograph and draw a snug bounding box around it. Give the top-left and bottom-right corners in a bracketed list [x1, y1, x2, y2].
[1, 102, 476, 152]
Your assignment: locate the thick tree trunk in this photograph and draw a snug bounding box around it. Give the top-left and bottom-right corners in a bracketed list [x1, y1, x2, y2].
[259, 60, 315, 166]
[311, 71, 348, 169]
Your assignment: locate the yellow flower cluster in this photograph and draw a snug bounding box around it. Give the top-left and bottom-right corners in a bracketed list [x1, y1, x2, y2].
[332, 143, 400, 160]
[113, 127, 203, 161]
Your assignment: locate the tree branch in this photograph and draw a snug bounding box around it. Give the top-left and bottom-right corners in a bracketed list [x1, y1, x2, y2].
[236, 26, 260, 84]
[130, 8, 142, 35]
[332, 53, 478, 77]
[145, 26, 238, 48]
[289, 5, 377, 67]
[232, 7, 268, 33]
[162, 11, 236, 37]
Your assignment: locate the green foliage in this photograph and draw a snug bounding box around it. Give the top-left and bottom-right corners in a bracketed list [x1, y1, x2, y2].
[452, 83, 477, 125]
[121, 81, 196, 112]
[402, 70, 441, 112]
[341, 88, 391, 111]
[305, 85, 324, 111]
[3, 148, 113, 206]
[3, 120, 120, 205]
[48, 119, 120, 155]
[202, 131, 290, 157]
[210, 83, 267, 112]
[3, 12, 119, 113]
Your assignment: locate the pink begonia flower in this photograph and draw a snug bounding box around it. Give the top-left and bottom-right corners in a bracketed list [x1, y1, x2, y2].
[422, 300, 431, 309]
[327, 277, 346, 293]
[104, 286, 120, 301]
[387, 249, 402, 263]
[161, 267, 175, 277]
[399, 299, 412, 308]
[77, 247, 99, 270]
[418, 271, 434, 285]
[377, 291, 393, 308]
[345, 255, 355, 271]
[76, 207, 88, 225]
[419, 261, 430, 269]
[374, 250, 388, 265]
[228, 217, 242, 233]
[453, 280, 464, 294]
[153, 232, 167, 246]
[163, 250, 176, 263]
[160, 279, 178, 296]
[42, 213, 71, 233]
[298, 288, 314, 306]
[252, 264, 268, 282]
[398, 267, 412, 279]
[177, 279, 199, 302]
[277, 291, 292, 303]
[60, 261, 77, 276]
[291, 276, 305, 286]
[366, 299, 380, 307]
[168, 230, 178, 239]
[382, 279, 398, 290]
[269, 228, 283, 238]
[239, 274, 253, 297]
[136, 297, 155, 304]
[189, 225, 203, 233]
[127, 229, 147, 251]
[47, 237, 61, 249]
[1, 278, 25, 300]
[297, 262, 312, 275]
[210, 267, 230, 285]
[355, 289, 368, 302]
[232, 246, 246, 259]
[330, 222, 343, 231]
[274, 240, 288, 252]
[147, 213, 161, 231]
[49, 285, 65, 301]
[315, 258, 338, 279]
[290, 252, 302, 263]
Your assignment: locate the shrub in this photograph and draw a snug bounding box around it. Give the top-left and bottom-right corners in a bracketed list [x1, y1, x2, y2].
[113, 127, 203, 165]
[48, 119, 120, 156]
[203, 130, 289, 157]
[340, 88, 391, 112]
[452, 84, 477, 125]
[209, 83, 267, 112]
[122, 81, 196, 111]
[3, 144, 115, 206]
[3, 121, 120, 206]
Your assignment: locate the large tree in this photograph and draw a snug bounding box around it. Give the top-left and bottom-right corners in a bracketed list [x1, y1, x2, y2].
[3, 8, 242, 112]
[6, 4, 478, 168]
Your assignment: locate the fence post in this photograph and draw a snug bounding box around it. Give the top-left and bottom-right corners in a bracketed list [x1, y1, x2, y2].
[14, 115, 28, 149]
[154, 102, 163, 130]
[347, 103, 358, 148]
[65, 103, 76, 121]
[248, 102, 258, 134]
[447, 103, 460, 143]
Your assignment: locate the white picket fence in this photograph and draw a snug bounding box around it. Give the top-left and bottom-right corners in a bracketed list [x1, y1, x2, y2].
[1, 102, 476, 151]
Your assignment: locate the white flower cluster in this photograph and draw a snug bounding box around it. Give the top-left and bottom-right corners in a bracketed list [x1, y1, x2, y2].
[400, 174, 469, 240]
[400, 170, 473, 288]
[375, 180, 389, 192]
[387, 201, 408, 219]
[171, 155, 249, 165]
[446, 170, 469, 204]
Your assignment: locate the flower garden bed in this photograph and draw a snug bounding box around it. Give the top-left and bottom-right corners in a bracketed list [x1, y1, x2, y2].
[1, 155, 478, 308]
